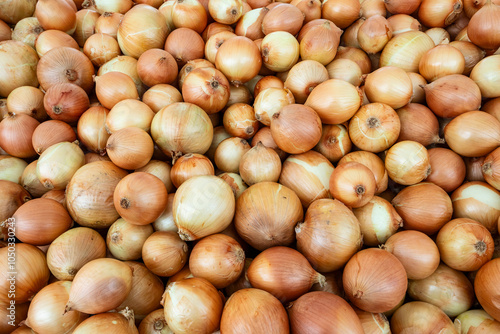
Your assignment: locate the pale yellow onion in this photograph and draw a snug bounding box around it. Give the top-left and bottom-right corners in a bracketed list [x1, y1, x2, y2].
[151, 102, 213, 159]
[335, 46, 372, 74]
[0, 156, 28, 184]
[117, 4, 169, 58]
[279, 151, 334, 207]
[385, 141, 431, 186]
[338, 151, 388, 194]
[452, 181, 500, 233]
[7, 86, 47, 122]
[82, 0, 133, 14]
[254, 87, 295, 126]
[353, 196, 402, 246]
[73, 9, 100, 47]
[77, 106, 110, 155]
[97, 56, 147, 97]
[21, 161, 48, 198]
[239, 142, 281, 186]
[391, 301, 457, 333]
[380, 31, 435, 72]
[159, 0, 176, 32]
[0, 40, 39, 97]
[142, 231, 188, 277]
[142, 84, 183, 113]
[425, 27, 451, 45]
[325, 58, 363, 86]
[454, 309, 500, 333]
[153, 193, 177, 232]
[214, 137, 251, 173]
[105, 99, 154, 134]
[304, 79, 361, 124]
[204, 31, 237, 64]
[26, 281, 88, 334]
[261, 31, 299, 72]
[36, 141, 85, 190]
[11, 17, 44, 49]
[171, 0, 208, 33]
[173, 175, 235, 241]
[364, 66, 412, 109]
[470, 54, 500, 98]
[223, 103, 259, 139]
[234, 8, 268, 40]
[209, 0, 244, 24]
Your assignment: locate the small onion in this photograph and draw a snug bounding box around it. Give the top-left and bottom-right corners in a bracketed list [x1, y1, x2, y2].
[314, 124, 352, 163]
[426, 147, 466, 192]
[357, 15, 392, 54]
[261, 31, 299, 72]
[0, 113, 39, 158]
[35, 0, 77, 34]
[138, 309, 173, 334]
[418, 0, 463, 28]
[214, 137, 251, 173]
[142, 231, 188, 277]
[47, 227, 106, 281]
[95, 12, 123, 38]
[107, 218, 154, 261]
[97, 56, 146, 97]
[383, 230, 441, 280]
[343, 248, 408, 313]
[387, 14, 422, 36]
[6, 86, 47, 122]
[172, 0, 208, 33]
[142, 84, 183, 114]
[239, 142, 281, 186]
[385, 141, 431, 186]
[137, 49, 178, 87]
[137, 160, 174, 193]
[391, 301, 456, 333]
[32, 120, 76, 155]
[338, 151, 389, 194]
[321, 0, 360, 29]
[106, 127, 154, 170]
[215, 36, 261, 86]
[35, 29, 79, 57]
[95, 72, 139, 110]
[222, 103, 259, 139]
[299, 19, 342, 65]
[73, 9, 100, 47]
[262, 3, 304, 35]
[454, 309, 500, 333]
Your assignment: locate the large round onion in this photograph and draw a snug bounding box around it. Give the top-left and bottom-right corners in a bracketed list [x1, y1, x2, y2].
[0, 40, 39, 97]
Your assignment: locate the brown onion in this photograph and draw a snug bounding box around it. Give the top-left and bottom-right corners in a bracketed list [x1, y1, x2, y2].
[0, 113, 39, 158]
[142, 231, 188, 277]
[426, 148, 466, 192]
[164, 27, 205, 67]
[391, 301, 456, 333]
[392, 182, 453, 234]
[215, 36, 261, 86]
[396, 103, 443, 146]
[106, 127, 154, 170]
[137, 49, 178, 87]
[383, 230, 441, 280]
[418, 0, 463, 28]
[6, 86, 46, 122]
[254, 87, 295, 126]
[239, 142, 281, 186]
[72, 308, 138, 334]
[380, 31, 435, 72]
[95, 12, 123, 38]
[338, 151, 388, 194]
[321, 0, 360, 29]
[170, 153, 214, 188]
[35, 29, 79, 57]
[142, 84, 183, 114]
[475, 258, 500, 322]
[182, 67, 230, 114]
[329, 161, 376, 208]
[387, 14, 422, 36]
[35, 0, 77, 34]
[234, 182, 303, 250]
[247, 246, 325, 302]
[77, 106, 110, 154]
[107, 219, 153, 261]
[385, 141, 431, 185]
[83, 32, 120, 67]
[32, 120, 76, 155]
[43, 82, 89, 123]
[296, 198, 362, 272]
[0, 180, 31, 224]
[314, 124, 352, 163]
[468, 1, 500, 50]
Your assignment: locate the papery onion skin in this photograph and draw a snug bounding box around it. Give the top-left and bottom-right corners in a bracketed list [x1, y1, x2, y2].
[470, 55, 500, 99]
[72, 308, 138, 334]
[0, 180, 31, 223]
[391, 301, 457, 334]
[234, 182, 303, 250]
[288, 291, 364, 334]
[380, 31, 435, 72]
[329, 161, 377, 208]
[426, 147, 466, 193]
[474, 259, 500, 323]
[385, 141, 431, 186]
[343, 248, 408, 313]
[0, 40, 39, 98]
[454, 309, 500, 333]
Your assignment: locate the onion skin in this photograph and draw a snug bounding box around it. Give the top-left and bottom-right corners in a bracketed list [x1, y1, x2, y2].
[385, 141, 431, 186]
[72, 308, 138, 334]
[343, 248, 408, 313]
[142, 231, 188, 277]
[288, 291, 364, 334]
[426, 147, 466, 193]
[0, 180, 31, 223]
[454, 309, 500, 333]
[138, 309, 173, 334]
[220, 288, 289, 334]
[0, 40, 39, 98]
[234, 182, 303, 250]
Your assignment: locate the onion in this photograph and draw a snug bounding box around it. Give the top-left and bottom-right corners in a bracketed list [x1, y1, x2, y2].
[426, 147, 466, 192]
[454, 309, 500, 333]
[0, 113, 39, 158]
[43, 83, 89, 123]
[407, 72, 427, 104]
[470, 55, 500, 98]
[142, 84, 183, 114]
[466, 157, 486, 182]
[468, 1, 500, 50]
[83, 32, 120, 67]
[73, 9, 100, 47]
[35, 0, 77, 34]
[214, 137, 251, 173]
[426, 27, 450, 45]
[204, 31, 237, 64]
[0, 156, 28, 186]
[254, 87, 295, 126]
[215, 36, 261, 86]
[270, 104, 322, 154]
[353, 307, 391, 334]
[0, 180, 31, 224]
[288, 291, 364, 334]
[189, 234, 245, 288]
[26, 281, 87, 334]
[314, 124, 352, 163]
[65, 258, 132, 314]
[261, 31, 299, 72]
[234, 182, 303, 250]
[475, 258, 500, 322]
[238, 142, 281, 185]
[420, 45, 465, 83]
[449, 41, 485, 75]
[32, 120, 75, 155]
[137, 160, 174, 193]
[0, 40, 39, 98]
[452, 181, 500, 233]
[47, 227, 106, 280]
[299, 19, 342, 65]
[0, 0, 36, 25]
[387, 14, 422, 36]
[170, 153, 214, 188]
[0, 243, 49, 303]
[162, 278, 222, 334]
[321, 0, 360, 29]
[37, 47, 94, 93]
[95, 72, 139, 110]
[408, 263, 474, 317]
[325, 59, 363, 87]
[6, 86, 46, 122]
[77, 106, 109, 154]
[253, 75, 283, 97]
[357, 15, 392, 54]
[304, 78, 361, 125]
[182, 67, 230, 114]
[73, 308, 138, 334]
[445, 111, 500, 157]
[66, 161, 128, 228]
[424, 74, 481, 118]
[234, 8, 268, 40]
[221, 288, 289, 333]
[171, 0, 207, 33]
[173, 175, 235, 240]
[35, 29, 79, 58]
[392, 182, 453, 234]
[202, 22, 234, 41]
[138, 309, 173, 334]
[151, 102, 213, 159]
[247, 246, 325, 302]
[365, 66, 412, 109]
[137, 49, 177, 87]
[383, 230, 440, 280]
[385, 0, 421, 14]
[117, 262, 164, 321]
[329, 161, 376, 208]
[483, 147, 500, 190]
[117, 4, 169, 58]
[106, 127, 154, 170]
[141, 231, 188, 277]
[11, 17, 43, 49]
[396, 103, 444, 146]
[343, 248, 408, 313]
[360, 0, 387, 18]
[418, 0, 463, 27]
[391, 301, 456, 333]
[380, 31, 435, 72]
[353, 196, 402, 246]
[338, 151, 388, 194]
[164, 28, 205, 67]
[97, 55, 146, 97]
[348, 103, 401, 153]
[95, 12, 123, 38]
[106, 219, 153, 261]
[0, 301, 29, 333]
[222, 103, 259, 139]
[296, 198, 362, 272]
[385, 141, 431, 186]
